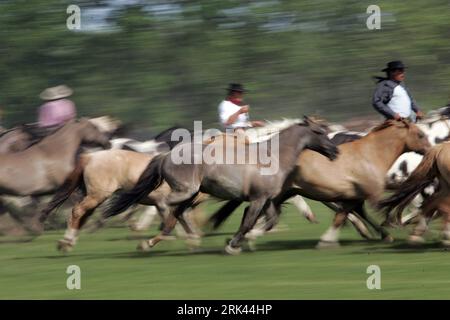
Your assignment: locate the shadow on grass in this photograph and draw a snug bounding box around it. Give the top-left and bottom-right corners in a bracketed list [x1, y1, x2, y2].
[354, 241, 450, 254]
[0, 236, 38, 244]
[104, 232, 234, 242]
[10, 234, 449, 261]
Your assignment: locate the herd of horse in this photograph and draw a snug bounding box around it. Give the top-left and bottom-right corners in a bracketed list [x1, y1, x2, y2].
[2, 107, 450, 255]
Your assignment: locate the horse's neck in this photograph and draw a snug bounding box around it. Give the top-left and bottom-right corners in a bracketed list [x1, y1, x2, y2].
[276, 126, 308, 169]
[365, 128, 407, 173]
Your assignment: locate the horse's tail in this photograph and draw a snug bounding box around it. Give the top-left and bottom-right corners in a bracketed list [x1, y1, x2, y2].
[38, 154, 89, 222]
[104, 154, 165, 218]
[378, 145, 443, 223]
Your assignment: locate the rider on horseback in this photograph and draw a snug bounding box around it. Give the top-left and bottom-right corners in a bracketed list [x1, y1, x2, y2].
[38, 85, 77, 128]
[372, 61, 424, 122]
[218, 83, 264, 132]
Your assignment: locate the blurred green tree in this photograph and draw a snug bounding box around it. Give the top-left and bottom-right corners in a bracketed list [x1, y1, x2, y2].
[0, 0, 448, 131]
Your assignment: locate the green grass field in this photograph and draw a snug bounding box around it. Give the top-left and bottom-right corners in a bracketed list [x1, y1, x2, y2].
[1, 201, 450, 299]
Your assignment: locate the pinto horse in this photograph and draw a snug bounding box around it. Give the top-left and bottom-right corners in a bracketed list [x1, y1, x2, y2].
[379, 142, 450, 246]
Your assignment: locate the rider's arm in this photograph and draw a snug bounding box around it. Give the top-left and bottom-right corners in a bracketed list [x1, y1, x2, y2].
[372, 82, 396, 119]
[219, 101, 248, 127]
[225, 109, 244, 126]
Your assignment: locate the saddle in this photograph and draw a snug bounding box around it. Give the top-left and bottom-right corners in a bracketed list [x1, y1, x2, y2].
[21, 123, 62, 141]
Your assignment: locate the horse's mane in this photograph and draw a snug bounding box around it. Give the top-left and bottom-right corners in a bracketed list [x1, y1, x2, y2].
[153, 126, 189, 141]
[0, 127, 19, 139]
[245, 118, 303, 143]
[370, 120, 409, 133]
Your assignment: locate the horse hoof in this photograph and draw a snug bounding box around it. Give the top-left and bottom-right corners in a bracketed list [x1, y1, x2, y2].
[408, 235, 425, 245]
[316, 241, 340, 249]
[383, 235, 395, 243]
[224, 244, 242, 255]
[245, 240, 257, 252]
[129, 225, 142, 232]
[137, 240, 153, 252]
[306, 214, 319, 224]
[186, 236, 201, 248]
[57, 239, 73, 253]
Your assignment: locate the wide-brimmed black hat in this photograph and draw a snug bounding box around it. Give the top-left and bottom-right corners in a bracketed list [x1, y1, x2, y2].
[382, 60, 407, 72]
[226, 83, 246, 93]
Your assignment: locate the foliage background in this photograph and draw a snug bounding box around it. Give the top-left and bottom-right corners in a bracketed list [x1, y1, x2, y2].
[0, 0, 449, 131]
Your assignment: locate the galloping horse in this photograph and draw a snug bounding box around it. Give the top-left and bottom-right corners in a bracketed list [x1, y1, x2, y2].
[379, 142, 450, 246]
[105, 117, 339, 254]
[0, 118, 110, 230]
[39, 149, 205, 252]
[271, 120, 430, 247]
[0, 116, 120, 154]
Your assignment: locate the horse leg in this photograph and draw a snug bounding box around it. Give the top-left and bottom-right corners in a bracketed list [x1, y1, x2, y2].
[185, 204, 205, 237]
[208, 199, 243, 230]
[408, 192, 442, 245]
[288, 195, 318, 223]
[440, 197, 450, 246]
[346, 213, 373, 240]
[354, 202, 393, 242]
[401, 195, 424, 225]
[58, 195, 104, 252]
[317, 211, 348, 248]
[176, 209, 202, 249]
[130, 206, 159, 231]
[225, 198, 268, 255]
[138, 191, 199, 252]
[322, 201, 373, 240]
[244, 206, 266, 239]
[245, 201, 278, 251]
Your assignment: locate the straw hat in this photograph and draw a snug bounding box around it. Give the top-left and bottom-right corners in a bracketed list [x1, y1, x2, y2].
[39, 85, 73, 100]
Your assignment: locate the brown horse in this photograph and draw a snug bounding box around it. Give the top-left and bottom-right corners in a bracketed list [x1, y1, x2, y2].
[105, 118, 339, 254]
[0, 119, 110, 230]
[379, 142, 450, 246]
[0, 127, 33, 153]
[272, 120, 431, 247]
[39, 149, 205, 252]
[0, 116, 120, 154]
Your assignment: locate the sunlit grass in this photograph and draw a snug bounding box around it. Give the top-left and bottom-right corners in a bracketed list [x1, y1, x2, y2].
[0, 201, 449, 299]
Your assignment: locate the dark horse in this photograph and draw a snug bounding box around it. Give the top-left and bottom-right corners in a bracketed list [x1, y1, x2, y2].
[105, 117, 339, 254]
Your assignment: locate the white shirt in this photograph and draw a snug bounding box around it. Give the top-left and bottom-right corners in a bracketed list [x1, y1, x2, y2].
[387, 85, 412, 118]
[218, 100, 250, 129]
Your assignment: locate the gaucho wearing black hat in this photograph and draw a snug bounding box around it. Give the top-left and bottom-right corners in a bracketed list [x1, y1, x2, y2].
[372, 61, 423, 121]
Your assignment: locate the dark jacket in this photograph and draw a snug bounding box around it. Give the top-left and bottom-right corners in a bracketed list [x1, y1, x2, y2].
[372, 79, 420, 119]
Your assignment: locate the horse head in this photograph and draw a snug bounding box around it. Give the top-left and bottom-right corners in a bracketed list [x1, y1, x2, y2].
[303, 115, 339, 160]
[78, 118, 111, 149]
